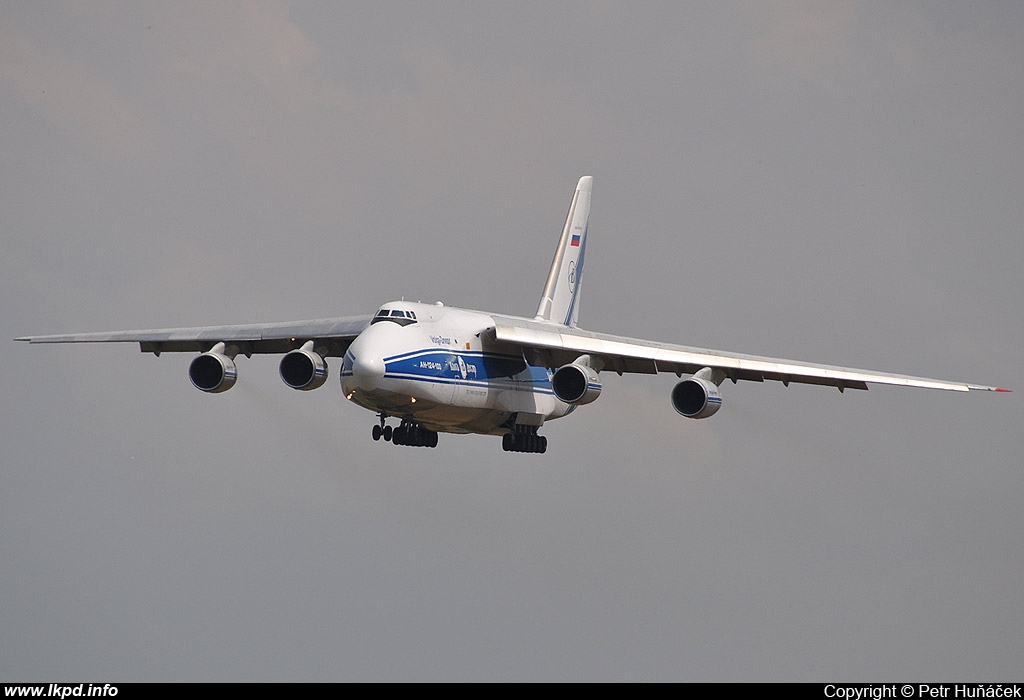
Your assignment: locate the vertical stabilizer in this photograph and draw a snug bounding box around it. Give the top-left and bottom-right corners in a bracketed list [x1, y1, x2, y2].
[534, 176, 592, 327]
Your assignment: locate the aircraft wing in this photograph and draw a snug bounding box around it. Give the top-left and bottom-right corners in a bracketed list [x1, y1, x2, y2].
[490, 317, 1007, 393]
[15, 314, 373, 356]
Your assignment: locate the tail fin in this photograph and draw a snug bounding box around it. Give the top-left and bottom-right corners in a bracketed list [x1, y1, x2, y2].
[534, 176, 592, 327]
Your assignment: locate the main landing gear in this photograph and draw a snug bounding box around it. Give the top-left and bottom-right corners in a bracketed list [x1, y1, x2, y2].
[502, 425, 547, 454]
[371, 415, 438, 448]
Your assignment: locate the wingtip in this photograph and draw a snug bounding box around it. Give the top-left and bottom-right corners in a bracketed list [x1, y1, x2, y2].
[995, 387, 1012, 393]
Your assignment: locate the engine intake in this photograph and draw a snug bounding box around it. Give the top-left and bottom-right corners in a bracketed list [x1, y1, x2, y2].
[671, 376, 722, 419]
[189, 351, 237, 393]
[552, 362, 602, 405]
[280, 347, 328, 391]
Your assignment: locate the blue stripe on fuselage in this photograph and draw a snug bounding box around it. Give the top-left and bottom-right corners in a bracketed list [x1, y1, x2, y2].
[381, 349, 554, 393]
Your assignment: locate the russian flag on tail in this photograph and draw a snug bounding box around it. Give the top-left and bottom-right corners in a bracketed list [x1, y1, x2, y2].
[571, 231, 581, 247]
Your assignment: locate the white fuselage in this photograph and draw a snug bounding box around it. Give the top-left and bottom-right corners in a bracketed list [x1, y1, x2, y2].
[341, 301, 573, 435]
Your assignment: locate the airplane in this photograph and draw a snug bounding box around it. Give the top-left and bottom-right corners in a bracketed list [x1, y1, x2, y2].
[16, 176, 1009, 453]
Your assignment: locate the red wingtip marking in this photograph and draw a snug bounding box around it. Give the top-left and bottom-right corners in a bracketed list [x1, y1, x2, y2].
[995, 388, 1012, 393]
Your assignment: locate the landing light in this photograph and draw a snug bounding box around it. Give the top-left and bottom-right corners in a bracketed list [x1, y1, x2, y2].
[411, 397, 417, 403]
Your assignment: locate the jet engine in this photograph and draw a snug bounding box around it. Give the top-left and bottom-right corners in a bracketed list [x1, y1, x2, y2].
[279, 346, 328, 391]
[189, 349, 237, 393]
[671, 375, 722, 419]
[552, 361, 602, 405]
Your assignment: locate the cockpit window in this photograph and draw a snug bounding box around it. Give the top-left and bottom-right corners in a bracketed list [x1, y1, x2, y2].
[370, 308, 417, 326]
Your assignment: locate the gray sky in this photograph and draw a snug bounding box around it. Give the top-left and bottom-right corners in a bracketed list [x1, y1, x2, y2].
[3, 1, 1022, 682]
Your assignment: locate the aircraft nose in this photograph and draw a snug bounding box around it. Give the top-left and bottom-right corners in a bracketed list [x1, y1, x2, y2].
[350, 352, 385, 389]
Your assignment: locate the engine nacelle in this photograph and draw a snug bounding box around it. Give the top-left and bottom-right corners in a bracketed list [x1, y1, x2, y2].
[189, 352, 237, 393]
[279, 348, 328, 391]
[671, 376, 722, 419]
[552, 362, 602, 405]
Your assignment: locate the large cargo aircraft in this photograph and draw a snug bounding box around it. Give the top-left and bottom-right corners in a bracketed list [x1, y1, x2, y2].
[17, 177, 1008, 453]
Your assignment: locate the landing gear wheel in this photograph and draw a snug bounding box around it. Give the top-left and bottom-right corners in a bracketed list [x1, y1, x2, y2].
[372, 424, 382, 441]
[383, 425, 393, 442]
[501, 428, 547, 453]
[388, 420, 438, 448]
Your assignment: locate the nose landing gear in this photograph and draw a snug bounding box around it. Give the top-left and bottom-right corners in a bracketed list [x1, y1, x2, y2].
[371, 423, 393, 442]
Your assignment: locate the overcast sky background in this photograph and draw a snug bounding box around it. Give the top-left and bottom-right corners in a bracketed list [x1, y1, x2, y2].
[3, 1, 1022, 682]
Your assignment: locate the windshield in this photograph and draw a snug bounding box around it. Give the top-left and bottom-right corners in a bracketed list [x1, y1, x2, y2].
[370, 308, 418, 326]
